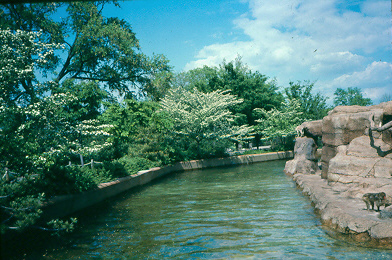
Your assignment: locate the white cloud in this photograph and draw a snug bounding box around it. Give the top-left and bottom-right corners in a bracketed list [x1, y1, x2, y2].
[184, 0, 391, 103]
[328, 61, 392, 102]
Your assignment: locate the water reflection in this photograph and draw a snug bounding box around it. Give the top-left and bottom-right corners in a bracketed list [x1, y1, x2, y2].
[11, 160, 392, 259]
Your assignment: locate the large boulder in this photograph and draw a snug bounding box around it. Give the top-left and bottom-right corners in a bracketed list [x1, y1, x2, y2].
[284, 137, 318, 175]
[296, 120, 323, 137]
[320, 103, 392, 178]
[328, 136, 392, 182]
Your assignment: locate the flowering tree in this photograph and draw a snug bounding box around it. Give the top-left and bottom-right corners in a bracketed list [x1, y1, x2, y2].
[0, 29, 61, 106]
[0, 29, 112, 234]
[255, 99, 304, 151]
[160, 88, 251, 159]
[0, 2, 171, 101]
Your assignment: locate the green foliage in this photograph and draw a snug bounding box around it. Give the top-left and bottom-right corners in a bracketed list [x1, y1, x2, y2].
[101, 99, 159, 140]
[56, 79, 108, 120]
[1, 2, 171, 103]
[218, 58, 284, 125]
[333, 87, 373, 106]
[0, 1, 172, 234]
[284, 81, 330, 120]
[173, 65, 219, 93]
[173, 57, 284, 126]
[101, 98, 177, 164]
[47, 218, 77, 236]
[256, 99, 304, 151]
[5, 193, 44, 231]
[160, 87, 251, 160]
[117, 156, 158, 175]
[242, 149, 272, 155]
[143, 69, 174, 101]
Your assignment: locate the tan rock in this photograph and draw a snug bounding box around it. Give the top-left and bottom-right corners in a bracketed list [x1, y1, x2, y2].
[374, 158, 392, 178]
[297, 120, 323, 136]
[370, 223, 392, 239]
[328, 151, 376, 178]
[347, 136, 392, 158]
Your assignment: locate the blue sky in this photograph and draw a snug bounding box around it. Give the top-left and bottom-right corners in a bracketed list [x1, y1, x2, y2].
[104, 0, 392, 104]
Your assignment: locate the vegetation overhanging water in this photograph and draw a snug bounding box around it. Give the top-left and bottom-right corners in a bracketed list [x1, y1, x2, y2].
[3, 160, 391, 259]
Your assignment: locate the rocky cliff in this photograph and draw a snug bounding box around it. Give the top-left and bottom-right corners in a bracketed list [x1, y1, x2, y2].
[285, 101, 392, 247]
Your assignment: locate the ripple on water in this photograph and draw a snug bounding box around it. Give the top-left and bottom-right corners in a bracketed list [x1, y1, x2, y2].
[36, 161, 392, 259]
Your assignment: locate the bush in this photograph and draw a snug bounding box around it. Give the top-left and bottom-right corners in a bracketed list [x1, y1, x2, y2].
[102, 160, 128, 178]
[117, 156, 159, 175]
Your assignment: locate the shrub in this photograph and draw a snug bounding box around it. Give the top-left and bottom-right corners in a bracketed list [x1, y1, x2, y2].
[117, 156, 159, 175]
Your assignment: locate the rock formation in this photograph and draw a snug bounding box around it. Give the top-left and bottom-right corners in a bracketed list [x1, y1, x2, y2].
[285, 101, 392, 247]
[321, 102, 392, 180]
[284, 137, 318, 175]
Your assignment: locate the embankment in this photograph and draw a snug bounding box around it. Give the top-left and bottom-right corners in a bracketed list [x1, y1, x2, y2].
[42, 151, 293, 221]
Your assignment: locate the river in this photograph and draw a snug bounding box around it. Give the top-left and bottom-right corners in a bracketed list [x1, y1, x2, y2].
[5, 160, 392, 259]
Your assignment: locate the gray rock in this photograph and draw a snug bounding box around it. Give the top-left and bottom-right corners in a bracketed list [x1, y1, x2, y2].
[284, 137, 317, 175]
[380, 206, 392, 219]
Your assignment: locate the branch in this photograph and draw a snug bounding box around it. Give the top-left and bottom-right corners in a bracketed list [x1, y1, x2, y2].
[56, 33, 79, 82]
[10, 91, 28, 102]
[71, 75, 134, 82]
[369, 114, 392, 132]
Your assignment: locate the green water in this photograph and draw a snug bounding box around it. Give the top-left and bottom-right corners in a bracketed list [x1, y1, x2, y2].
[6, 160, 392, 259]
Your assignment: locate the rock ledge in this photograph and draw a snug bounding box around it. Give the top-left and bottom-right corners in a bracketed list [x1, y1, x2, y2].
[287, 101, 392, 248]
[291, 171, 392, 248]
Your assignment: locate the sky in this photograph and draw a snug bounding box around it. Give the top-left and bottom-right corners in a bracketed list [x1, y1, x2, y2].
[104, 0, 392, 104]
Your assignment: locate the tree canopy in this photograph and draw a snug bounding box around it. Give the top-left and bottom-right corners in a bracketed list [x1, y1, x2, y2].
[0, 1, 171, 234]
[173, 57, 284, 126]
[284, 81, 330, 120]
[0, 1, 171, 104]
[160, 87, 251, 159]
[333, 87, 372, 106]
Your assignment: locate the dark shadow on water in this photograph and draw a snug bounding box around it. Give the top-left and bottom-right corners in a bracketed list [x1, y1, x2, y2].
[0, 173, 172, 260]
[1, 163, 245, 259]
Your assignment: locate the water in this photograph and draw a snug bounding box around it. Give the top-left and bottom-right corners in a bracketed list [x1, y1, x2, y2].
[5, 160, 392, 259]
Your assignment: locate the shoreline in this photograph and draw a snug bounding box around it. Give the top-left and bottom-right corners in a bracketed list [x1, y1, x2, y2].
[41, 151, 293, 221]
[290, 170, 392, 249]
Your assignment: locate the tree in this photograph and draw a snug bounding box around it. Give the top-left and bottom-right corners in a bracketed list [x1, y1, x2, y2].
[56, 79, 108, 120]
[173, 57, 284, 126]
[0, 28, 61, 106]
[100, 98, 176, 167]
[173, 65, 220, 93]
[0, 2, 171, 103]
[218, 58, 284, 126]
[1, 1, 166, 233]
[284, 81, 330, 120]
[160, 87, 251, 160]
[0, 93, 102, 234]
[379, 93, 392, 103]
[255, 99, 304, 151]
[143, 69, 174, 101]
[333, 87, 372, 106]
